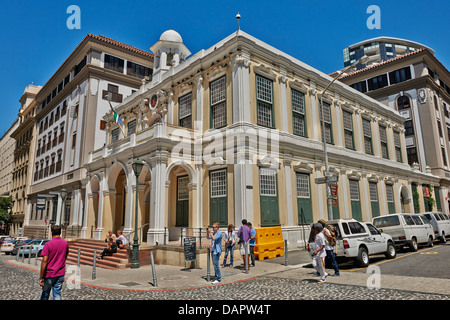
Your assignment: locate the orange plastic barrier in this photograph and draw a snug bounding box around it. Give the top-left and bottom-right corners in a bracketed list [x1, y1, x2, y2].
[254, 226, 285, 261]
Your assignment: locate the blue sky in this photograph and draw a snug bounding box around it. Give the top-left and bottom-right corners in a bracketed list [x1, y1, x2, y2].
[1, 0, 449, 137]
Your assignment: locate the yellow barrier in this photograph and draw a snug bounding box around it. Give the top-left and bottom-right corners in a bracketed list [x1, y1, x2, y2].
[254, 226, 284, 261]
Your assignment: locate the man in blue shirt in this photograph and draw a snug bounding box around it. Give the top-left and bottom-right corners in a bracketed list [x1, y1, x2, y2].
[208, 222, 223, 284]
[248, 222, 257, 267]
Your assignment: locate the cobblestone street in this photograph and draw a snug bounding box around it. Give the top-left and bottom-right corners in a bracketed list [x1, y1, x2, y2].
[1, 255, 449, 301]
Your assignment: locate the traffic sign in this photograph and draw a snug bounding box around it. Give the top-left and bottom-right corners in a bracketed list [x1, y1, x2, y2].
[315, 174, 338, 184]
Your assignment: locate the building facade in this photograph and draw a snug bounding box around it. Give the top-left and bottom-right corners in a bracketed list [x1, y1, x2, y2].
[9, 85, 41, 236]
[337, 42, 450, 214]
[25, 34, 153, 238]
[0, 119, 20, 197]
[84, 30, 439, 247]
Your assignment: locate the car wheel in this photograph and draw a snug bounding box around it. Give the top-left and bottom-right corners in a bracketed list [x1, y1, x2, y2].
[356, 247, 370, 267]
[427, 236, 434, 247]
[409, 238, 418, 252]
[385, 242, 396, 259]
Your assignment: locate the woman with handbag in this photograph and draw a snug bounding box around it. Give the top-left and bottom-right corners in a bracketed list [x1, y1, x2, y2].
[222, 224, 236, 268]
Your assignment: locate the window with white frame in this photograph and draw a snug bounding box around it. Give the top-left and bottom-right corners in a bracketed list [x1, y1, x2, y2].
[179, 93, 192, 129]
[369, 182, 378, 202]
[210, 77, 227, 128]
[296, 173, 310, 198]
[349, 180, 360, 201]
[111, 127, 119, 143]
[210, 169, 227, 198]
[127, 119, 136, 136]
[260, 168, 277, 196]
[256, 75, 273, 127]
[386, 184, 394, 203]
[363, 118, 373, 155]
[292, 89, 306, 136]
[343, 110, 354, 149]
[379, 124, 389, 159]
[320, 102, 333, 144]
[394, 131, 402, 162]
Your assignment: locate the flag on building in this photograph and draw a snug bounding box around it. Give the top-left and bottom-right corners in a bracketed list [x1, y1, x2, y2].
[108, 100, 123, 125]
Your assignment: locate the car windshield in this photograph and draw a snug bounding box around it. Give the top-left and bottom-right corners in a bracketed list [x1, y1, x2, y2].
[373, 215, 400, 228]
[30, 240, 41, 245]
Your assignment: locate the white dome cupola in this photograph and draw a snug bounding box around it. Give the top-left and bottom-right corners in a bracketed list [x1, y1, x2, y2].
[150, 29, 191, 83]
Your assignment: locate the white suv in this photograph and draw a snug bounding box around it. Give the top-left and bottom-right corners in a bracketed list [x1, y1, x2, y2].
[307, 219, 396, 268]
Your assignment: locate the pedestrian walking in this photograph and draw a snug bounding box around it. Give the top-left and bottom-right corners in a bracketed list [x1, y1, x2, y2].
[318, 219, 339, 276]
[39, 225, 69, 300]
[237, 219, 252, 268]
[248, 222, 256, 267]
[312, 223, 328, 283]
[208, 222, 223, 284]
[222, 224, 236, 268]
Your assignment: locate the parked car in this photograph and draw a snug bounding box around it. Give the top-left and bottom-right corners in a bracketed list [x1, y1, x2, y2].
[422, 212, 450, 243]
[372, 213, 435, 251]
[1, 237, 29, 255]
[307, 219, 396, 268]
[12, 239, 33, 255]
[0, 236, 13, 245]
[20, 239, 49, 257]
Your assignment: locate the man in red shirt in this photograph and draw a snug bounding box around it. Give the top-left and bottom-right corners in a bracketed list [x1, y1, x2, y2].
[39, 225, 69, 300]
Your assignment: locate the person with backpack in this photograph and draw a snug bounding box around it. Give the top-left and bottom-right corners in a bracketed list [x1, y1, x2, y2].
[318, 219, 340, 276]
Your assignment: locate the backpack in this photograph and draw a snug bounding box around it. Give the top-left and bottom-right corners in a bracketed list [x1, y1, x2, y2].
[325, 225, 337, 247]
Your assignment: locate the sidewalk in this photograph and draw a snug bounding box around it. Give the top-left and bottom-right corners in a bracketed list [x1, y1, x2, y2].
[5, 249, 311, 291]
[5, 249, 450, 295]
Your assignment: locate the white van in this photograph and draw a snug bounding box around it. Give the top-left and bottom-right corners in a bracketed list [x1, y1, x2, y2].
[372, 213, 435, 251]
[422, 212, 450, 243]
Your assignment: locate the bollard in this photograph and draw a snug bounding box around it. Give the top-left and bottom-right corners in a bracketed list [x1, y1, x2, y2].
[284, 240, 289, 266]
[35, 248, 38, 266]
[244, 243, 249, 274]
[16, 248, 19, 261]
[150, 251, 158, 287]
[206, 247, 211, 282]
[22, 247, 25, 262]
[28, 247, 31, 264]
[77, 249, 81, 276]
[92, 249, 97, 280]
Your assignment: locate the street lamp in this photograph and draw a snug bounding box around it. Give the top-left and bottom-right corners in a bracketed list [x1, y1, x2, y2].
[59, 188, 67, 226]
[320, 55, 369, 220]
[131, 159, 144, 269]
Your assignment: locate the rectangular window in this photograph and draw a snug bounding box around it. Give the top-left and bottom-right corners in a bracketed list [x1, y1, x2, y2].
[379, 124, 389, 159]
[260, 168, 277, 196]
[292, 90, 306, 136]
[386, 184, 394, 203]
[351, 81, 367, 93]
[404, 120, 414, 136]
[407, 147, 418, 166]
[104, 54, 124, 73]
[179, 93, 192, 129]
[320, 102, 333, 144]
[367, 74, 388, 91]
[388, 66, 412, 85]
[126, 61, 151, 79]
[103, 84, 123, 103]
[394, 131, 402, 162]
[296, 173, 310, 198]
[442, 147, 448, 167]
[111, 128, 119, 143]
[349, 180, 360, 201]
[74, 56, 87, 76]
[127, 119, 136, 136]
[342, 110, 354, 149]
[210, 77, 227, 129]
[210, 169, 227, 198]
[363, 118, 372, 155]
[256, 75, 273, 127]
[369, 182, 378, 202]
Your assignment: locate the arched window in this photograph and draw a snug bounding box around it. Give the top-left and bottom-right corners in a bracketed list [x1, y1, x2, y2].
[397, 95, 411, 111]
